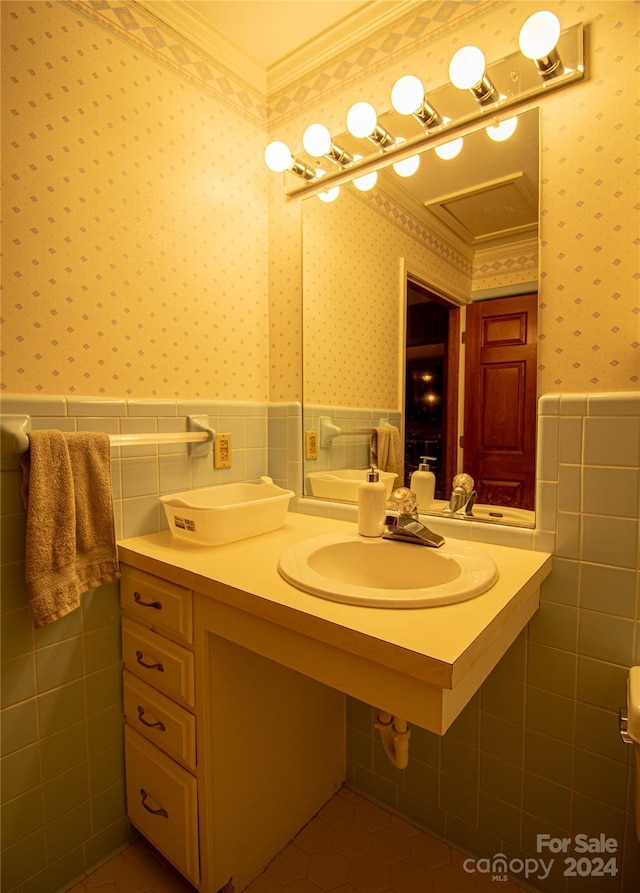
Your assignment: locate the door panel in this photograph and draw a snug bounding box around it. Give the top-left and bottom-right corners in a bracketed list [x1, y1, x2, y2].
[463, 294, 537, 510]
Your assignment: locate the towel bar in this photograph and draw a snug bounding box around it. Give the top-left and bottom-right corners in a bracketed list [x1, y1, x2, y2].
[319, 416, 389, 449]
[1, 414, 216, 468]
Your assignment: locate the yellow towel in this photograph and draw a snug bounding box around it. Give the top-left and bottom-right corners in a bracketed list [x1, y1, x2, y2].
[20, 431, 120, 628]
[370, 425, 403, 485]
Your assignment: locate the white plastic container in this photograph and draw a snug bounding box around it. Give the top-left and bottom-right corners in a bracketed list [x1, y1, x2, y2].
[357, 467, 386, 537]
[160, 476, 294, 545]
[410, 457, 436, 511]
[306, 468, 398, 502]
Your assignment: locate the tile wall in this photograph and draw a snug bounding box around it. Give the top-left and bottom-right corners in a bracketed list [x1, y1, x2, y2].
[0, 393, 276, 893]
[302, 404, 402, 476]
[1, 391, 639, 893]
[345, 392, 640, 893]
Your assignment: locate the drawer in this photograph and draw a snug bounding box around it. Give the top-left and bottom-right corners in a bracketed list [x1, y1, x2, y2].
[120, 566, 193, 644]
[125, 726, 199, 885]
[122, 617, 195, 706]
[124, 670, 196, 770]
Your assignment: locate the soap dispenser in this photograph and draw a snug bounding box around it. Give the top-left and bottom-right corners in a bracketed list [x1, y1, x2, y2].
[410, 457, 436, 511]
[358, 466, 386, 537]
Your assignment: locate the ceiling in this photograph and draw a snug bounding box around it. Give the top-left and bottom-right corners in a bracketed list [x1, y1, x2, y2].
[137, 1, 539, 253]
[138, 0, 407, 90]
[180, 0, 373, 69]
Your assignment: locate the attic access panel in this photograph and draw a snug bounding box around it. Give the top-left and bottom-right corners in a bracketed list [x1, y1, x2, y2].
[424, 172, 538, 246]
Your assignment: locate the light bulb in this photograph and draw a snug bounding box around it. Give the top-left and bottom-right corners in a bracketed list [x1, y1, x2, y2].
[303, 123, 332, 157]
[264, 141, 293, 173]
[486, 116, 518, 142]
[435, 136, 463, 160]
[346, 101, 378, 139]
[392, 138, 420, 177]
[352, 155, 377, 191]
[449, 45, 486, 90]
[391, 75, 424, 116]
[519, 10, 561, 60]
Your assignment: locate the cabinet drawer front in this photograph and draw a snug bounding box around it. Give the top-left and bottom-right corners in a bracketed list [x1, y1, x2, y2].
[124, 726, 199, 885]
[124, 671, 196, 770]
[120, 566, 193, 644]
[122, 618, 195, 706]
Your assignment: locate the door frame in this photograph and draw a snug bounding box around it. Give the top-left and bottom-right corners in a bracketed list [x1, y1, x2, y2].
[399, 259, 468, 495]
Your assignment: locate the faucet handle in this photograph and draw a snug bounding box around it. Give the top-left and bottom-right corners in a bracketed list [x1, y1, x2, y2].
[388, 487, 418, 518]
[452, 472, 474, 494]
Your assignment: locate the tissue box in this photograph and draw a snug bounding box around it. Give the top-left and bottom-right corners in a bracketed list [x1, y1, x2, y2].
[160, 476, 294, 545]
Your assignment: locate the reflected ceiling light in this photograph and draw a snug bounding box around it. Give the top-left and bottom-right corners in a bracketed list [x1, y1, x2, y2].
[318, 187, 340, 203]
[302, 123, 353, 165]
[346, 102, 395, 149]
[519, 10, 564, 79]
[392, 138, 420, 177]
[352, 155, 378, 191]
[486, 116, 518, 142]
[315, 170, 341, 203]
[449, 46, 498, 107]
[434, 137, 463, 160]
[434, 118, 463, 159]
[264, 141, 314, 179]
[391, 75, 442, 129]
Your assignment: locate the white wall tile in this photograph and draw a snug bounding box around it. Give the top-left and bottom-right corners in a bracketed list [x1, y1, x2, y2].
[583, 467, 640, 518]
[583, 417, 640, 467]
[559, 395, 588, 416]
[556, 512, 581, 559]
[581, 515, 638, 569]
[558, 464, 581, 513]
[536, 415, 559, 482]
[588, 393, 640, 415]
[558, 417, 583, 464]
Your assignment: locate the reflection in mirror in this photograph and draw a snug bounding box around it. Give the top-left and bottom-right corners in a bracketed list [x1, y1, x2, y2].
[302, 109, 539, 528]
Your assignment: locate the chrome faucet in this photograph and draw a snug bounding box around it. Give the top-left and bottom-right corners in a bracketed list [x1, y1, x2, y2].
[443, 473, 478, 516]
[383, 487, 445, 548]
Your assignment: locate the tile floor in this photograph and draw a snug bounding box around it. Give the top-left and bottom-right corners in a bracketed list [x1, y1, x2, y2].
[67, 787, 525, 892]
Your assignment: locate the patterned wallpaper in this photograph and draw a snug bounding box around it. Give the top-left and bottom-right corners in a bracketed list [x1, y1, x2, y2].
[2, 0, 269, 399]
[1, 1, 638, 403]
[267, 0, 640, 400]
[303, 186, 470, 408]
[473, 238, 539, 295]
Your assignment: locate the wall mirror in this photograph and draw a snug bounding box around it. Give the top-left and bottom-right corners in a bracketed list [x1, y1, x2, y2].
[301, 107, 539, 529]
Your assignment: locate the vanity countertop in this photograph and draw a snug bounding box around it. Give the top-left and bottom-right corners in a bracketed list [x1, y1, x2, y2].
[118, 512, 552, 733]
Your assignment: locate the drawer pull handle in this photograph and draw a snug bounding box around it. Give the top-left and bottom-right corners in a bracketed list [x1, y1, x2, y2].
[140, 788, 169, 819]
[133, 591, 162, 609]
[135, 650, 165, 672]
[137, 705, 166, 731]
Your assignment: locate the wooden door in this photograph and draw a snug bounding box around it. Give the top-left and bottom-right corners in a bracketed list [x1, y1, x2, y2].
[463, 294, 537, 510]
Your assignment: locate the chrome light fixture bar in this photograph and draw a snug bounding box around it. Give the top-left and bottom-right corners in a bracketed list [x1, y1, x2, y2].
[277, 17, 583, 199]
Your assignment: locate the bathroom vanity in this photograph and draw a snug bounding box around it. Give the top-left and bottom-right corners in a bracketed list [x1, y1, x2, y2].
[117, 512, 551, 891]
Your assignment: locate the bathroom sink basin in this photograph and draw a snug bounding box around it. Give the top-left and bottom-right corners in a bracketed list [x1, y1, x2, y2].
[278, 533, 498, 608]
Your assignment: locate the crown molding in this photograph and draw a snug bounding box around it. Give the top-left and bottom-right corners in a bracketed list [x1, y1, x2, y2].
[266, 1, 420, 95]
[135, 0, 267, 95]
[136, 0, 421, 99]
